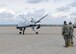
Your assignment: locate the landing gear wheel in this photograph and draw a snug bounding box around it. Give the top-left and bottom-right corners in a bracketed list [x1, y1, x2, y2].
[36, 32, 38, 34]
[23, 33, 24, 35]
[19, 32, 22, 34]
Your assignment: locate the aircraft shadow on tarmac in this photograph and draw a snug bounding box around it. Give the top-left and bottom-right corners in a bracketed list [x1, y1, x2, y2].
[0, 32, 59, 35]
[17, 32, 59, 35]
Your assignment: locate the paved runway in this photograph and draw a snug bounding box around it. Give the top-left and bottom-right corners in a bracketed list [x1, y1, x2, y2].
[0, 26, 76, 54]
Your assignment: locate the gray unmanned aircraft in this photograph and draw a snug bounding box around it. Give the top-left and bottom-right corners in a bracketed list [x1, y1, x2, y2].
[16, 14, 48, 35]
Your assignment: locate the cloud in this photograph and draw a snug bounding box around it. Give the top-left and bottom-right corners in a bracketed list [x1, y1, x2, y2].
[14, 9, 45, 25]
[57, 0, 76, 12]
[70, 11, 76, 16]
[0, 0, 75, 24]
[0, 9, 18, 21]
[60, 16, 68, 18]
[57, 1, 76, 18]
[0, 12, 14, 18]
[70, 1, 76, 7]
[52, 0, 62, 2]
[18, 9, 70, 25]
[26, 0, 49, 3]
[24, 9, 45, 20]
[57, 5, 70, 12]
[0, 10, 20, 24]
[57, 7, 69, 12]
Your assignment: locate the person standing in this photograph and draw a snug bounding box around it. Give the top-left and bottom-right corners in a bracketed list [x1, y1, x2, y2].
[62, 21, 69, 47]
[68, 22, 74, 47]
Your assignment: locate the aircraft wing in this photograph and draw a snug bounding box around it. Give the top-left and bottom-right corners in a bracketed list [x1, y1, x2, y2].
[19, 15, 30, 23]
[35, 24, 62, 27]
[35, 14, 48, 23]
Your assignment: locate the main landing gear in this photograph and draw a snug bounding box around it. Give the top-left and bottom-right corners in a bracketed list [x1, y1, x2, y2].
[36, 32, 38, 34]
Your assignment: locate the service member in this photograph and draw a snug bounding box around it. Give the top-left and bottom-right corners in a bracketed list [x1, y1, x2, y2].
[62, 21, 69, 47]
[68, 22, 74, 47]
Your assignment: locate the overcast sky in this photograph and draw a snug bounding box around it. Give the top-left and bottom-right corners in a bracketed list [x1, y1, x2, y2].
[0, 0, 76, 24]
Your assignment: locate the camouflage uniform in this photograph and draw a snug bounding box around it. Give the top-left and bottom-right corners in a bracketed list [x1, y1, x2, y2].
[62, 21, 69, 47]
[68, 22, 74, 46]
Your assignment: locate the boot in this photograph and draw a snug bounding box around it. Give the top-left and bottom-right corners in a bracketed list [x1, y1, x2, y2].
[71, 42, 73, 47]
[64, 43, 69, 48]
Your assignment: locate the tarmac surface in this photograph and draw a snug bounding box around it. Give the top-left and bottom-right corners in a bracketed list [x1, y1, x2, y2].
[0, 26, 76, 54]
